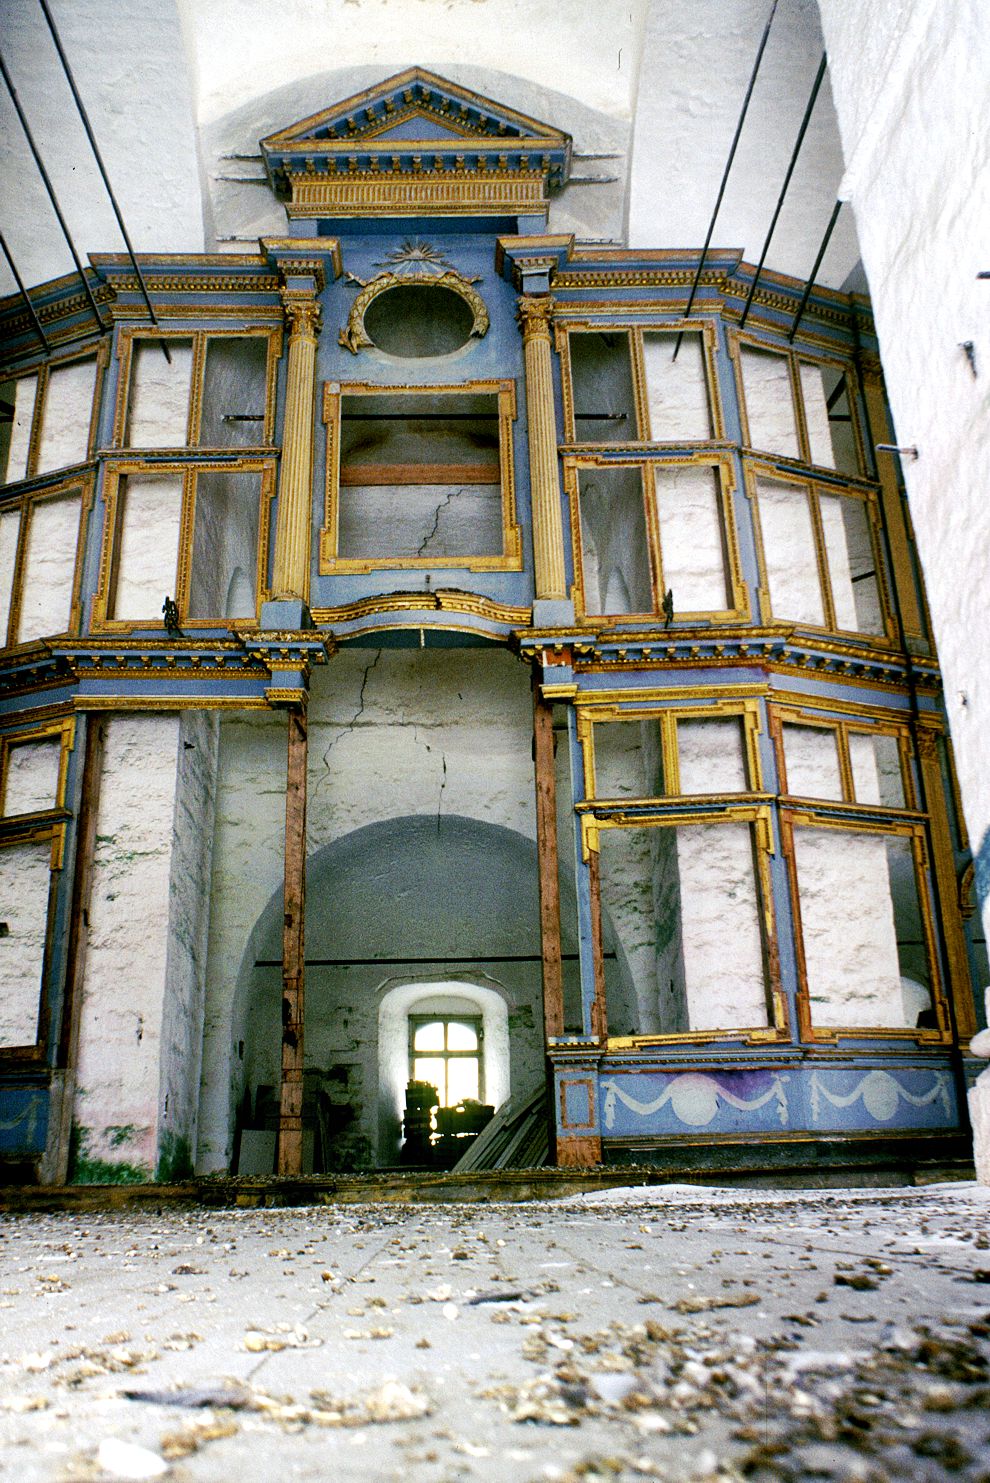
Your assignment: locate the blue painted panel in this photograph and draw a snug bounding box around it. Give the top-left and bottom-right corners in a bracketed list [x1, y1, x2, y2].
[598, 1061, 961, 1139]
[0, 1085, 49, 1155]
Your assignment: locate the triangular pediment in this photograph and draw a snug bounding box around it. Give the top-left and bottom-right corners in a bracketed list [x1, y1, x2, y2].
[262, 67, 570, 152]
[260, 68, 571, 220]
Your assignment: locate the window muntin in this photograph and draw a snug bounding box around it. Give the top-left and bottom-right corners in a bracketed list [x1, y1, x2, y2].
[737, 335, 863, 476]
[0, 478, 87, 649]
[586, 703, 760, 801]
[117, 331, 277, 450]
[94, 460, 273, 629]
[320, 381, 520, 572]
[752, 469, 888, 638]
[569, 456, 744, 622]
[786, 817, 941, 1035]
[561, 324, 720, 445]
[409, 1016, 483, 1106]
[594, 811, 777, 1041]
[1, 354, 100, 486]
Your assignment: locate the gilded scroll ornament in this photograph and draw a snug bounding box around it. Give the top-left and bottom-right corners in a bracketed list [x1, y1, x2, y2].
[338, 240, 488, 354]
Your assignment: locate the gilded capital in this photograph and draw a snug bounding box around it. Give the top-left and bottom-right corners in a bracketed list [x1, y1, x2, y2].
[517, 294, 555, 341]
[281, 291, 322, 340]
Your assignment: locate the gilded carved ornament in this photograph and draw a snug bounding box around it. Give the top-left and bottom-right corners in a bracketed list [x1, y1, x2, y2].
[337, 240, 488, 354]
[516, 294, 555, 339]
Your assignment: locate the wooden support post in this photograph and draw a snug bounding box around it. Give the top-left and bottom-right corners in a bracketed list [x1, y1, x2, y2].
[586, 848, 608, 1041]
[916, 729, 978, 1040]
[44, 716, 104, 1186]
[278, 705, 308, 1175]
[533, 688, 564, 1039]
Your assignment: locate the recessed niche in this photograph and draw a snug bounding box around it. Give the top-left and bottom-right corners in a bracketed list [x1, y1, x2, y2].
[363, 284, 476, 358]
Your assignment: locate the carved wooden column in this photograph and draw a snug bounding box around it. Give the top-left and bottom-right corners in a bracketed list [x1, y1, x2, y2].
[859, 360, 926, 647]
[518, 295, 572, 623]
[915, 726, 977, 1040]
[277, 704, 308, 1175]
[271, 291, 321, 607]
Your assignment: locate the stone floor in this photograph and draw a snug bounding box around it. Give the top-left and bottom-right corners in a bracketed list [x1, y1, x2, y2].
[0, 1182, 989, 1482]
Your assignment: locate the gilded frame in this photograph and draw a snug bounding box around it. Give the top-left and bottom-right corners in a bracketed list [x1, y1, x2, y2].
[0, 473, 93, 650]
[319, 379, 522, 573]
[745, 459, 896, 645]
[0, 818, 63, 1063]
[111, 326, 282, 451]
[581, 803, 787, 1048]
[1, 341, 107, 488]
[769, 700, 918, 812]
[564, 453, 749, 625]
[91, 457, 276, 633]
[728, 328, 868, 478]
[779, 806, 949, 1046]
[0, 715, 75, 823]
[555, 318, 724, 446]
[576, 695, 765, 802]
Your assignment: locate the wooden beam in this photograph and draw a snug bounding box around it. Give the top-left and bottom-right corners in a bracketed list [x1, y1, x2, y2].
[533, 688, 564, 1039]
[340, 462, 499, 486]
[587, 848, 608, 1041]
[277, 705, 308, 1176]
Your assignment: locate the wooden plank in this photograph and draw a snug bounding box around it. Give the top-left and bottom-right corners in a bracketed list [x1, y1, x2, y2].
[533, 690, 564, 1039]
[277, 705, 308, 1177]
[340, 462, 500, 486]
[45, 716, 105, 1186]
[587, 848, 608, 1040]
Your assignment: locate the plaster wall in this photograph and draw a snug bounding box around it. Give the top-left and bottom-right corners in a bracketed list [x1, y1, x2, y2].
[643, 332, 712, 440]
[72, 714, 193, 1176]
[0, 0, 204, 295]
[4, 378, 37, 484]
[15, 492, 81, 644]
[816, 0, 990, 953]
[158, 711, 218, 1176]
[627, 0, 860, 285]
[3, 737, 61, 817]
[113, 474, 183, 621]
[0, 512, 18, 643]
[36, 358, 98, 476]
[0, 839, 51, 1048]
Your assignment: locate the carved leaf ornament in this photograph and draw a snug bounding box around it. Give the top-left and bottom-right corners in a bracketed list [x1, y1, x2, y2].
[338, 240, 489, 354]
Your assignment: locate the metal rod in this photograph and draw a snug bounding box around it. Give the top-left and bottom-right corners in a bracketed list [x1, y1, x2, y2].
[787, 197, 843, 342]
[35, 0, 171, 363]
[0, 229, 50, 351]
[0, 49, 104, 334]
[672, 0, 780, 360]
[739, 52, 828, 331]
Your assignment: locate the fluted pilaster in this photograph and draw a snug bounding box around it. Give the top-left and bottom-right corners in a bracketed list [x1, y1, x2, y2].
[518, 295, 567, 602]
[271, 293, 321, 602]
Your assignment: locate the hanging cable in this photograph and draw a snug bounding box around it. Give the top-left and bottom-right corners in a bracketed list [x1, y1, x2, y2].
[0, 50, 104, 335]
[787, 198, 843, 342]
[0, 229, 50, 351]
[739, 52, 828, 331]
[672, 0, 779, 360]
[35, 0, 170, 363]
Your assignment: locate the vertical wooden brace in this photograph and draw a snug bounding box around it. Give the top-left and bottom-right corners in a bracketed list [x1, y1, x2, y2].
[533, 688, 564, 1039]
[278, 705, 308, 1176]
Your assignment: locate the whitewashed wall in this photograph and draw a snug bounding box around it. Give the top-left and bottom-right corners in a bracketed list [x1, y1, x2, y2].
[817, 0, 990, 961]
[72, 712, 214, 1178]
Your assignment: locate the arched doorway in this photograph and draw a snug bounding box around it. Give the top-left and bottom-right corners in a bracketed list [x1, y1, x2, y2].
[228, 814, 587, 1170]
